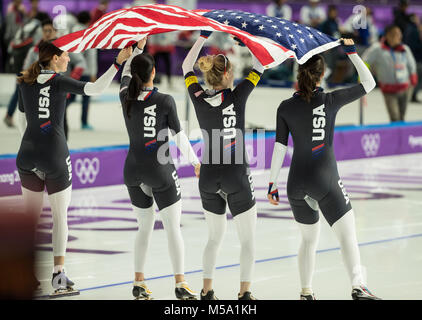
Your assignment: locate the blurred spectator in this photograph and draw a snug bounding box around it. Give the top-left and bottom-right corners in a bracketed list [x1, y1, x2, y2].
[28, 0, 40, 20]
[299, 0, 326, 28]
[394, 0, 412, 35]
[319, 5, 342, 39]
[148, 32, 176, 88]
[266, 0, 292, 21]
[404, 14, 422, 103]
[167, 0, 197, 10]
[3, 11, 49, 128]
[67, 11, 98, 130]
[90, 0, 110, 25]
[22, 18, 57, 71]
[54, 12, 78, 38]
[4, 0, 27, 72]
[319, 5, 346, 84]
[363, 25, 418, 122]
[343, 6, 379, 48]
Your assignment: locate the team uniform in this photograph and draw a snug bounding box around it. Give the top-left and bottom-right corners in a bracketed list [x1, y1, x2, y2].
[184, 53, 263, 217]
[276, 85, 364, 226]
[16, 61, 122, 297]
[17, 71, 84, 194]
[120, 81, 183, 211]
[182, 35, 264, 300]
[120, 46, 198, 300]
[268, 45, 380, 300]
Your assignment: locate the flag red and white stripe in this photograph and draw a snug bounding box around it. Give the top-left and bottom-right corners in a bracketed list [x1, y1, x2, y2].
[53, 4, 294, 68]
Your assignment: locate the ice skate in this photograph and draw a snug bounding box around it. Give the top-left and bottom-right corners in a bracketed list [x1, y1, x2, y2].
[49, 270, 80, 298]
[132, 281, 153, 300]
[352, 285, 381, 300]
[175, 281, 197, 300]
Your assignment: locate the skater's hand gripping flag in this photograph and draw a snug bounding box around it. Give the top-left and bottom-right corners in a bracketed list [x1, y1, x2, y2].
[53, 5, 339, 68]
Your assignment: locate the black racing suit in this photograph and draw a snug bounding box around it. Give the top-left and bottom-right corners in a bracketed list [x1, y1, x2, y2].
[120, 77, 182, 210]
[17, 71, 86, 194]
[276, 85, 367, 226]
[185, 69, 262, 216]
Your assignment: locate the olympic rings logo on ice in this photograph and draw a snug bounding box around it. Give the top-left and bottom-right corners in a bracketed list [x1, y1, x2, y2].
[361, 133, 380, 157]
[74, 157, 100, 184]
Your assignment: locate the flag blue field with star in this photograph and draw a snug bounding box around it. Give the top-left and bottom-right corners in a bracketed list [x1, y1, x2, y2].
[203, 9, 340, 64]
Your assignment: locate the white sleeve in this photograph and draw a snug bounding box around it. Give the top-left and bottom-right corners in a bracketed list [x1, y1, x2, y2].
[269, 142, 287, 189]
[173, 130, 200, 167]
[182, 36, 207, 75]
[83, 64, 118, 96]
[348, 53, 376, 93]
[17, 110, 27, 138]
[121, 47, 144, 80]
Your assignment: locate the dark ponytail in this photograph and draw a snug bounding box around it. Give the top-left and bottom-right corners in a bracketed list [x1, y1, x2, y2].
[297, 55, 325, 103]
[124, 53, 155, 118]
[17, 40, 64, 85]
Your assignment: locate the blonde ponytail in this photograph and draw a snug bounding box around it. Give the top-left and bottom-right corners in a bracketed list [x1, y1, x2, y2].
[196, 54, 231, 87]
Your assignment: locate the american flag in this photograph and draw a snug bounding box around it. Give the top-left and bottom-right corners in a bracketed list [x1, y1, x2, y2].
[53, 4, 339, 68]
[202, 9, 340, 64]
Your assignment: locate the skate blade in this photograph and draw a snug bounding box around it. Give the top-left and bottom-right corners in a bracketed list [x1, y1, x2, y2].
[134, 295, 153, 300]
[178, 296, 198, 300]
[49, 288, 80, 299]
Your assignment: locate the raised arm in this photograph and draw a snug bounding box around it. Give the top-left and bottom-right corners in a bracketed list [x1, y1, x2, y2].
[120, 38, 148, 94]
[328, 39, 376, 111]
[83, 47, 132, 96]
[344, 40, 376, 93]
[182, 33, 208, 76]
[57, 47, 132, 96]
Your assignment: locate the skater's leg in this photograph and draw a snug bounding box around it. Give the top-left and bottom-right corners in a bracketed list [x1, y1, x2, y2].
[159, 199, 184, 280]
[133, 204, 155, 281]
[288, 196, 320, 299]
[233, 204, 257, 296]
[296, 220, 320, 296]
[48, 185, 72, 271]
[331, 209, 364, 287]
[202, 210, 227, 293]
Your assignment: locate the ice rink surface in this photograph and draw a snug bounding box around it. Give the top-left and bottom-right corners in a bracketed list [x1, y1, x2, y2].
[1, 76, 422, 300]
[1, 153, 421, 300]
